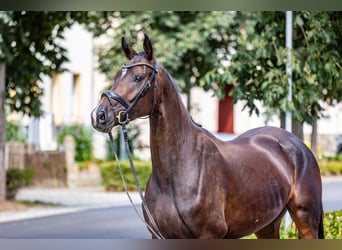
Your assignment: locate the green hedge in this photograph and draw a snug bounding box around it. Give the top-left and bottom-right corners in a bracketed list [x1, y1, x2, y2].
[99, 160, 152, 191]
[323, 210, 342, 239]
[280, 210, 342, 239]
[319, 160, 342, 176]
[243, 210, 342, 239]
[99, 159, 342, 191]
[6, 168, 35, 200]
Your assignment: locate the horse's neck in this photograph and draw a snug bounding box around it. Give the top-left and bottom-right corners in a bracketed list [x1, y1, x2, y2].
[149, 69, 197, 183]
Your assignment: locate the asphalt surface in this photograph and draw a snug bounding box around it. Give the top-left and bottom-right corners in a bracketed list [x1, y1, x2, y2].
[0, 188, 142, 223]
[322, 176, 342, 211]
[0, 205, 150, 239]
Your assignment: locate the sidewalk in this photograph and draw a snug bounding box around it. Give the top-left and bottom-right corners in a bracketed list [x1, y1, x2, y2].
[0, 187, 141, 223]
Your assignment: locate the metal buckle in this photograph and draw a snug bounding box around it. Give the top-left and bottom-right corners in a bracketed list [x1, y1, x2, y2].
[116, 111, 129, 125]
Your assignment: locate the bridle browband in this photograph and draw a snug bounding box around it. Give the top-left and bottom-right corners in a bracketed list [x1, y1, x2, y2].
[101, 60, 159, 125]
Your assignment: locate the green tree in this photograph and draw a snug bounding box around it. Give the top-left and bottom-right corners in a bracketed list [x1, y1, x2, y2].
[0, 11, 102, 117]
[96, 11, 233, 110]
[202, 11, 342, 142]
[97, 11, 342, 143]
[0, 11, 101, 200]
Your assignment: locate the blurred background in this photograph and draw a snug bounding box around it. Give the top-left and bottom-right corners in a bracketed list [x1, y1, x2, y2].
[0, 10, 341, 199]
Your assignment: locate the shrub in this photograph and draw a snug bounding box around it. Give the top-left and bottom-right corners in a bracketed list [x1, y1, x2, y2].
[280, 210, 342, 239]
[243, 210, 342, 239]
[319, 159, 342, 176]
[99, 160, 152, 191]
[57, 124, 92, 162]
[6, 120, 27, 142]
[6, 168, 35, 200]
[323, 210, 342, 239]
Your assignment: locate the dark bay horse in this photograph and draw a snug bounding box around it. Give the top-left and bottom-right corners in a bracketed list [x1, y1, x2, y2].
[91, 34, 324, 239]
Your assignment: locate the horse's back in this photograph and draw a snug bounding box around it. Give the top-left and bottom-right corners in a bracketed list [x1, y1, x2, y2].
[231, 126, 321, 182]
[233, 126, 300, 145]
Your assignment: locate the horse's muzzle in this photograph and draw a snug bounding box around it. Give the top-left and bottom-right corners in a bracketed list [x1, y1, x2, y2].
[91, 105, 117, 133]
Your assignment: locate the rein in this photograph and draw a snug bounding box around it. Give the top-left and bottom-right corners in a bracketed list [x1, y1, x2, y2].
[105, 60, 165, 239]
[108, 126, 165, 239]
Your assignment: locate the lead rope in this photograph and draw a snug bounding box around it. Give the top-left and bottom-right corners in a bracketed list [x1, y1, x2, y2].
[108, 128, 165, 239]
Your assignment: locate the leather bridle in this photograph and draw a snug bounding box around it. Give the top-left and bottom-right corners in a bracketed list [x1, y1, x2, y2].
[101, 60, 158, 125]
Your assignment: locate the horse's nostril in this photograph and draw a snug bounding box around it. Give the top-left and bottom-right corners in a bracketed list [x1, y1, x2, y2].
[97, 110, 106, 124]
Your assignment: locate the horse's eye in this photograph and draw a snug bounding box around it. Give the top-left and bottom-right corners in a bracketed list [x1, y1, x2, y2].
[134, 75, 144, 83]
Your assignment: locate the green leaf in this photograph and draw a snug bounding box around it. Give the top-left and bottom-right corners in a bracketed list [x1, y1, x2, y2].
[295, 15, 304, 26]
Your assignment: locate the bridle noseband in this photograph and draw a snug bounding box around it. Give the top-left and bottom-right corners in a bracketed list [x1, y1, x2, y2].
[101, 60, 159, 125]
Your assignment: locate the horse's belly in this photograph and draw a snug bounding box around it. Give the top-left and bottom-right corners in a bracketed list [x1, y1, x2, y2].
[224, 182, 289, 238]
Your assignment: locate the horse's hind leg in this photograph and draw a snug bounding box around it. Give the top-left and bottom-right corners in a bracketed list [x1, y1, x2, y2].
[255, 209, 286, 239]
[287, 194, 323, 239]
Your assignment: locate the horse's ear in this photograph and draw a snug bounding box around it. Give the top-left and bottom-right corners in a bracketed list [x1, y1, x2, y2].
[121, 37, 136, 60]
[143, 33, 153, 60]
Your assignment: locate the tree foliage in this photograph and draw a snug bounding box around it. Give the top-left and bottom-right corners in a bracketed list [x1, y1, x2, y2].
[96, 11, 233, 108]
[0, 11, 100, 117]
[1, 11, 340, 123]
[96, 11, 341, 125]
[202, 11, 342, 125]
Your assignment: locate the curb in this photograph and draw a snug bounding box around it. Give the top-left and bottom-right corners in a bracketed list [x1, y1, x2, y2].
[0, 188, 142, 223]
[0, 206, 88, 223]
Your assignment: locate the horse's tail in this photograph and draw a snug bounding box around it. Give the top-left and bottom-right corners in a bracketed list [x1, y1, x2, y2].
[318, 209, 324, 239]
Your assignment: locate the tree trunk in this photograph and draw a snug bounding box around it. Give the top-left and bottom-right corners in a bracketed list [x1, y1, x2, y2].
[280, 111, 304, 140]
[292, 120, 303, 140]
[311, 118, 318, 158]
[0, 63, 6, 201]
[186, 88, 191, 112]
[280, 111, 286, 130]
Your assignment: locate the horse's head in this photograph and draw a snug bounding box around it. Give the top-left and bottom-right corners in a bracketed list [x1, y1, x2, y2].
[91, 34, 158, 133]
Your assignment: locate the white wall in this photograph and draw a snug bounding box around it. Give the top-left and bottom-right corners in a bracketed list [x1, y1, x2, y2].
[233, 100, 280, 135]
[38, 24, 98, 152]
[41, 23, 94, 125]
[190, 87, 218, 132]
[62, 24, 94, 126]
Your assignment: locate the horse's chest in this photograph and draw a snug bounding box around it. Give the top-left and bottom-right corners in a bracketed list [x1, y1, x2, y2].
[145, 194, 195, 238]
[144, 190, 228, 239]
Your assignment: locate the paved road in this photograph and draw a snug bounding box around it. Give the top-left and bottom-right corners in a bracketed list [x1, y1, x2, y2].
[0, 177, 341, 239]
[322, 177, 342, 211]
[0, 205, 150, 239]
